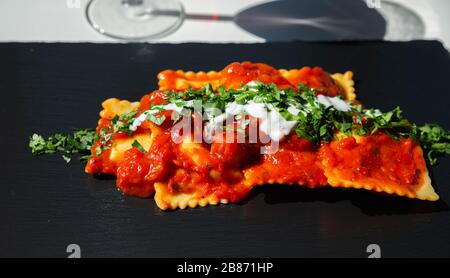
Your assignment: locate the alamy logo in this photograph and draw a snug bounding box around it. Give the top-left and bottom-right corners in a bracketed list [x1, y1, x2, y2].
[67, 244, 81, 258]
[366, 0, 381, 9]
[66, 0, 81, 9]
[366, 243, 381, 258]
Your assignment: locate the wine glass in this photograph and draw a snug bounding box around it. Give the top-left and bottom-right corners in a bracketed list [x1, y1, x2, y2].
[86, 0, 185, 40]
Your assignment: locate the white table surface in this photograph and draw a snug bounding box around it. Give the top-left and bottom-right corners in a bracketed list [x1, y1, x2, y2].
[0, 0, 449, 48]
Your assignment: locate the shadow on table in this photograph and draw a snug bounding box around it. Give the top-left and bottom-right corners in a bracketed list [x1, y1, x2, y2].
[245, 184, 448, 216]
[85, 167, 448, 216]
[234, 0, 387, 41]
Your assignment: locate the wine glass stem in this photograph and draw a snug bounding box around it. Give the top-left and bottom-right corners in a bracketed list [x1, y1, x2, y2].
[122, 0, 143, 7]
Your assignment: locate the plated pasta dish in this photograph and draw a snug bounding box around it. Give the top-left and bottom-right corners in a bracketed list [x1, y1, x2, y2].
[29, 62, 450, 210]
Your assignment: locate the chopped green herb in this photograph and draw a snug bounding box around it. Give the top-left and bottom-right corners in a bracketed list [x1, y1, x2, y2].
[80, 154, 91, 161]
[146, 114, 166, 126]
[99, 127, 112, 145]
[132, 140, 147, 154]
[95, 145, 102, 156]
[29, 134, 48, 155]
[62, 155, 71, 163]
[112, 109, 137, 136]
[418, 124, 450, 165]
[29, 128, 96, 162]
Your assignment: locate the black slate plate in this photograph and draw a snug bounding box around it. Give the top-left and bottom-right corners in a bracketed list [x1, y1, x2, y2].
[0, 41, 449, 258]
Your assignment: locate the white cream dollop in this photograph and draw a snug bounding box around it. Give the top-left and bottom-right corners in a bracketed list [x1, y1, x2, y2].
[203, 101, 297, 142]
[316, 95, 351, 112]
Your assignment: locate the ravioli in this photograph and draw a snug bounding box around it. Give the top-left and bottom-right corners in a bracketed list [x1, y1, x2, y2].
[154, 182, 229, 210]
[100, 98, 140, 120]
[84, 61, 442, 210]
[319, 134, 439, 201]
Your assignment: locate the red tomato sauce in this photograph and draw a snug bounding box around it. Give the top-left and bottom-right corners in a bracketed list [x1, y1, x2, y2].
[243, 135, 328, 187]
[319, 133, 426, 190]
[286, 66, 342, 96]
[220, 61, 293, 89]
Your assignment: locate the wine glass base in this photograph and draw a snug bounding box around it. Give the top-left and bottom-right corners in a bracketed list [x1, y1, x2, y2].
[86, 0, 184, 40]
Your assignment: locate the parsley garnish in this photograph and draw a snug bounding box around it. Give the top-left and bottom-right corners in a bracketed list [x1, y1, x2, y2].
[146, 114, 166, 126]
[62, 155, 71, 163]
[95, 145, 102, 156]
[418, 124, 450, 165]
[111, 110, 137, 136]
[132, 140, 147, 154]
[98, 127, 112, 145]
[29, 129, 96, 162]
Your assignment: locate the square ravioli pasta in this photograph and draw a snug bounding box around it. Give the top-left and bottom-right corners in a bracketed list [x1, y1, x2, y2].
[80, 62, 442, 210]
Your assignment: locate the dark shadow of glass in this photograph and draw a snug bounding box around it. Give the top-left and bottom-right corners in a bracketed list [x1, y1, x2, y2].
[234, 0, 387, 41]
